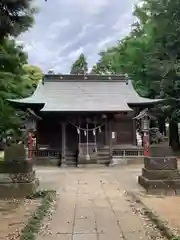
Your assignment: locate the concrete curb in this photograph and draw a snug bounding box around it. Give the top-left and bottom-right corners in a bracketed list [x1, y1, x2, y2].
[127, 191, 176, 240]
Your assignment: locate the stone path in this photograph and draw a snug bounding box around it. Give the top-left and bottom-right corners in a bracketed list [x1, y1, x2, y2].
[36, 166, 162, 240]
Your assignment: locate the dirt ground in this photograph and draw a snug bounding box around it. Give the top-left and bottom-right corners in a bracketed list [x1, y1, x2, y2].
[138, 193, 180, 236]
[0, 198, 40, 240]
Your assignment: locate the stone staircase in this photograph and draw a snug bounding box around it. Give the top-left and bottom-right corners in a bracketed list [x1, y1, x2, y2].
[97, 147, 110, 165]
[65, 147, 110, 166]
[65, 151, 77, 166]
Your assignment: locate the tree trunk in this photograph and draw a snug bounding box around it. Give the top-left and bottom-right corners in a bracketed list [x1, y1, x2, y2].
[169, 121, 180, 150]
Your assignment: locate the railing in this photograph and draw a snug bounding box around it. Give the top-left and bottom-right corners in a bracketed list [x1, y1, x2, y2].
[32, 149, 61, 159]
[113, 149, 144, 157]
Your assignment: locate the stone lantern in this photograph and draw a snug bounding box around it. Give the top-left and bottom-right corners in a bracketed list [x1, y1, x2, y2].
[141, 116, 150, 132]
[134, 108, 152, 156]
[25, 117, 36, 132]
[136, 110, 180, 195]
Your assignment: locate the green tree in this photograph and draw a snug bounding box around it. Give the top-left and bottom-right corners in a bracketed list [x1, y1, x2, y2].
[134, 0, 180, 149]
[47, 70, 55, 74]
[0, 0, 36, 41]
[0, 0, 36, 139]
[23, 64, 43, 89]
[0, 39, 29, 138]
[93, 0, 180, 149]
[70, 53, 88, 74]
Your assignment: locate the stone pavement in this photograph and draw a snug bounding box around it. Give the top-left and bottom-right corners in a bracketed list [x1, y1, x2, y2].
[36, 166, 157, 240]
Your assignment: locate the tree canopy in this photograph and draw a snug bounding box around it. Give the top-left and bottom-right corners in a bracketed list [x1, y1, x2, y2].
[0, 0, 36, 41]
[0, 0, 40, 139]
[92, 0, 180, 149]
[70, 53, 88, 74]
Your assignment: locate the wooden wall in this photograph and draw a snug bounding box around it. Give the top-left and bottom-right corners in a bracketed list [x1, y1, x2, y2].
[111, 115, 133, 145]
[36, 112, 135, 151]
[37, 119, 62, 149]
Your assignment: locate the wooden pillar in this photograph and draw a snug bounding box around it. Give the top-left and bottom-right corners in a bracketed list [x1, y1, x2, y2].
[35, 121, 39, 150]
[108, 121, 113, 165]
[61, 121, 66, 166]
[86, 122, 90, 160]
[105, 121, 109, 146]
[78, 118, 81, 144]
[94, 117, 97, 152]
[132, 110, 137, 146]
[132, 119, 137, 145]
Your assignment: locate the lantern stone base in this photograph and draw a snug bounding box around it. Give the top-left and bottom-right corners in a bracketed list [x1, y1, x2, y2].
[149, 143, 174, 157]
[138, 175, 180, 194]
[0, 160, 39, 198]
[144, 157, 177, 170]
[0, 178, 39, 198]
[142, 168, 180, 180]
[138, 143, 180, 194]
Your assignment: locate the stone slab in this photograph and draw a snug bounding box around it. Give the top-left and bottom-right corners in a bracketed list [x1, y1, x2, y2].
[73, 234, 97, 240]
[4, 144, 26, 162]
[0, 170, 35, 183]
[0, 160, 33, 173]
[144, 157, 177, 170]
[74, 218, 96, 234]
[142, 168, 180, 180]
[0, 178, 39, 198]
[98, 233, 123, 240]
[37, 235, 72, 240]
[36, 166, 163, 240]
[138, 175, 180, 191]
[149, 144, 174, 157]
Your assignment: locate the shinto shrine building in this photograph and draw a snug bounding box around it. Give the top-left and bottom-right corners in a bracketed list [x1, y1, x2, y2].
[9, 74, 160, 166]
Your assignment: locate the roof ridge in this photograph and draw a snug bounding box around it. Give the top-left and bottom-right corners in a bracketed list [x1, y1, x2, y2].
[43, 74, 127, 83]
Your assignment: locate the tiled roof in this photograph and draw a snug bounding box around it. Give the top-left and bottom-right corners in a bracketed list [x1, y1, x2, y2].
[9, 74, 161, 112]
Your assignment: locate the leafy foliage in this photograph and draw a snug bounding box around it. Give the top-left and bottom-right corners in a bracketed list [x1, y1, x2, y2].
[47, 69, 55, 74]
[0, 0, 39, 140]
[23, 65, 43, 90]
[0, 0, 36, 40]
[70, 53, 88, 74]
[0, 39, 29, 138]
[92, 0, 180, 149]
[20, 191, 55, 240]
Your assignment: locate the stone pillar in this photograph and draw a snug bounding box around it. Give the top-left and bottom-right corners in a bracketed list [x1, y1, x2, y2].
[61, 121, 66, 166]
